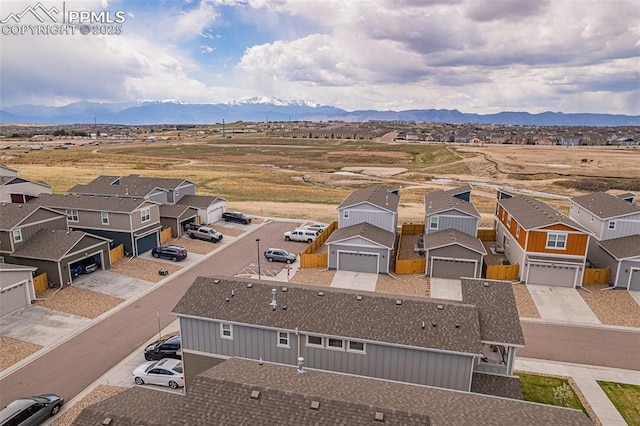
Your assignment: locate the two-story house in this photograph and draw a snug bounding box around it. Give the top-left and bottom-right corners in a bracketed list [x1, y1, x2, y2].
[569, 192, 640, 290]
[495, 190, 590, 288]
[325, 186, 399, 274]
[0, 164, 52, 204]
[172, 276, 525, 395]
[30, 194, 162, 256]
[0, 203, 112, 289]
[423, 185, 486, 279]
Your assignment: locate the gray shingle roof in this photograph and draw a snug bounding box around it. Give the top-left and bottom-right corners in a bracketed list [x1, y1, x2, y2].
[471, 373, 524, 400]
[0, 203, 50, 230]
[0, 262, 37, 272]
[598, 234, 640, 260]
[324, 222, 396, 249]
[424, 186, 480, 218]
[337, 186, 400, 213]
[173, 276, 483, 355]
[498, 193, 586, 231]
[178, 194, 225, 208]
[158, 204, 198, 219]
[461, 279, 525, 346]
[571, 192, 640, 220]
[31, 193, 156, 213]
[423, 229, 487, 255]
[11, 229, 108, 261]
[73, 358, 591, 425]
[68, 174, 191, 198]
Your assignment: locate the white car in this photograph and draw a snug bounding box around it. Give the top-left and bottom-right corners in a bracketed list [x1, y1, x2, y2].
[304, 223, 327, 233]
[132, 358, 184, 389]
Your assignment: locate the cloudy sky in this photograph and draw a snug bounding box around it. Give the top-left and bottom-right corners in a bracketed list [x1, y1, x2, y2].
[1, 0, 639, 114]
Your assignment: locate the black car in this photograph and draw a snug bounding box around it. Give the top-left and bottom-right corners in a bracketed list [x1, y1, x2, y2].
[0, 394, 64, 426]
[144, 335, 181, 361]
[222, 211, 252, 224]
[151, 246, 187, 262]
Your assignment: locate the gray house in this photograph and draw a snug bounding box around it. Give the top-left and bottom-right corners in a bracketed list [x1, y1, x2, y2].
[595, 235, 640, 291]
[172, 276, 524, 395]
[31, 194, 161, 256]
[325, 222, 395, 274]
[0, 164, 52, 204]
[337, 186, 399, 233]
[178, 194, 227, 225]
[424, 229, 487, 279]
[424, 185, 479, 237]
[0, 263, 37, 316]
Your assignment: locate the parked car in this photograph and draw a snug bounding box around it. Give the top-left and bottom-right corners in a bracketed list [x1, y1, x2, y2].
[151, 246, 188, 262]
[0, 394, 64, 426]
[222, 211, 252, 224]
[284, 229, 317, 243]
[187, 226, 223, 243]
[264, 248, 296, 264]
[132, 358, 184, 389]
[144, 335, 181, 361]
[304, 223, 327, 233]
[70, 260, 100, 277]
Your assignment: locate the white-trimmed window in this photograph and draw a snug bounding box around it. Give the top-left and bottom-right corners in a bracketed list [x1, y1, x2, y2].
[429, 216, 439, 230]
[343, 210, 350, 219]
[220, 323, 233, 339]
[327, 338, 344, 351]
[140, 208, 150, 222]
[66, 209, 79, 222]
[101, 211, 109, 225]
[608, 222, 616, 230]
[12, 229, 23, 243]
[546, 233, 567, 249]
[306, 335, 323, 348]
[516, 226, 520, 238]
[277, 331, 290, 348]
[347, 340, 366, 353]
[507, 216, 511, 227]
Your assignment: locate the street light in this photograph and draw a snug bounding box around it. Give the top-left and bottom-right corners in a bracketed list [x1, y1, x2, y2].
[256, 238, 261, 280]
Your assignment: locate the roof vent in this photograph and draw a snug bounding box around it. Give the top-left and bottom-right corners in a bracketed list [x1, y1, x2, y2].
[432, 322, 437, 328]
[281, 287, 288, 292]
[282, 304, 287, 310]
[455, 323, 460, 329]
[246, 283, 253, 288]
[421, 321, 426, 330]
[310, 400, 320, 410]
[250, 390, 261, 400]
[356, 295, 363, 301]
[483, 282, 490, 287]
[318, 291, 325, 297]
[374, 412, 385, 422]
[231, 290, 235, 297]
[102, 418, 112, 425]
[225, 297, 230, 302]
[213, 279, 220, 284]
[395, 299, 402, 306]
[270, 288, 277, 310]
[436, 304, 444, 310]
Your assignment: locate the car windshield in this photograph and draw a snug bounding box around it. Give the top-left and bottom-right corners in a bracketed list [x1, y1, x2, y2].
[145, 362, 159, 373]
[29, 396, 50, 404]
[173, 365, 183, 373]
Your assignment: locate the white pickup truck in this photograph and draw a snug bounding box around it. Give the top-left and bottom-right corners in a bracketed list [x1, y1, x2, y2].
[187, 226, 223, 243]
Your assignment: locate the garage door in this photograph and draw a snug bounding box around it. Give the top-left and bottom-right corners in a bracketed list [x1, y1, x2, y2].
[431, 259, 476, 279]
[136, 233, 158, 255]
[338, 252, 378, 273]
[629, 269, 640, 291]
[528, 263, 577, 288]
[1, 282, 27, 316]
[207, 206, 224, 224]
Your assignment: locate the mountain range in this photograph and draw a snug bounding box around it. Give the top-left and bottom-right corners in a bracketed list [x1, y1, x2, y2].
[1, 98, 638, 127]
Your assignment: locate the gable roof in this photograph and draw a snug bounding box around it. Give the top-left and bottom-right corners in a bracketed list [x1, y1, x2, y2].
[173, 276, 483, 355]
[498, 193, 586, 232]
[158, 204, 198, 219]
[424, 186, 480, 218]
[11, 229, 110, 261]
[571, 192, 640, 220]
[72, 358, 592, 426]
[598, 234, 640, 260]
[68, 174, 193, 198]
[178, 194, 226, 209]
[0, 203, 62, 230]
[0, 164, 18, 176]
[31, 193, 157, 213]
[0, 262, 37, 272]
[0, 176, 52, 191]
[324, 222, 396, 249]
[337, 186, 400, 213]
[424, 229, 487, 255]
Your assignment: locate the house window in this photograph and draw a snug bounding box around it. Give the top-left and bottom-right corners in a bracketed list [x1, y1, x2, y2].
[343, 210, 350, 219]
[277, 331, 290, 348]
[502, 209, 506, 220]
[220, 323, 233, 339]
[429, 216, 439, 230]
[546, 233, 567, 249]
[327, 338, 344, 351]
[101, 212, 109, 225]
[140, 208, 150, 222]
[12, 229, 23, 243]
[347, 340, 366, 353]
[66, 209, 79, 222]
[608, 222, 616, 230]
[507, 216, 511, 227]
[306, 335, 323, 348]
[516, 226, 520, 238]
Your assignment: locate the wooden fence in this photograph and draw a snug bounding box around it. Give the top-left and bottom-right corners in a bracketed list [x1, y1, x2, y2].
[477, 228, 496, 241]
[401, 223, 425, 235]
[485, 263, 520, 281]
[299, 220, 337, 269]
[160, 227, 173, 244]
[395, 223, 426, 275]
[582, 268, 611, 285]
[33, 272, 48, 293]
[110, 244, 125, 265]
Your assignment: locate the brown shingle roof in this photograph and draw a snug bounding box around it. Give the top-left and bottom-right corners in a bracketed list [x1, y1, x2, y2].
[337, 186, 400, 213]
[0, 203, 43, 229]
[424, 186, 480, 218]
[158, 204, 197, 219]
[423, 229, 487, 255]
[571, 192, 640, 220]
[178, 194, 225, 208]
[11, 229, 108, 261]
[598, 234, 640, 260]
[68, 174, 191, 198]
[31, 193, 156, 213]
[172, 276, 483, 355]
[499, 193, 586, 231]
[324, 222, 396, 249]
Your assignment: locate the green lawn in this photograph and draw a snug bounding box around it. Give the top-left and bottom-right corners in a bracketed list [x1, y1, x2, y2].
[598, 381, 640, 426]
[516, 373, 588, 416]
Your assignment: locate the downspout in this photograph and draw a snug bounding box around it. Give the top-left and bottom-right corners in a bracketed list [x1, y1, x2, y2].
[295, 327, 301, 360]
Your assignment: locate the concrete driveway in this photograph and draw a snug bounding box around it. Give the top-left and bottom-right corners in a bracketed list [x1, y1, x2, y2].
[330, 271, 378, 291]
[526, 285, 600, 324]
[429, 278, 462, 301]
[73, 270, 154, 299]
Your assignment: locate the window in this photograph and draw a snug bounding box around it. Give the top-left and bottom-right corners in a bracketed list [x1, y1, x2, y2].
[343, 210, 350, 219]
[12, 229, 23, 243]
[608, 222, 616, 230]
[546, 233, 567, 249]
[348, 340, 366, 353]
[507, 216, 511, 227]
[101, 211, 109, 225]
[429, 216, 439, 230]
[516, 226, 520, 238]
[66, 209, 79, 222]
[306, 335, 323, 347]
[277, 331, 290, 348]
[140, 208, 150, 222]
[221, 323, 233, 339]
[327, 338, 344, 350]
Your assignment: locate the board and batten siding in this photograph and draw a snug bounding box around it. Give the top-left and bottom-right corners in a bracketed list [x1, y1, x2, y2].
[601, 213, 640, 240]
[338, 203, 396, 233]
[426, 210, 478, 237]
[180, 317, 474, 391]
[74, 210, 133, 230]
[12, 217, 68, 251]
[327, 243, 389, 273]
[131, 205, 161, 230]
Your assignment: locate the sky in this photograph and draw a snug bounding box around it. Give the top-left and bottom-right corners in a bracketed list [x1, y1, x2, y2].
[0, 0, 639, 115]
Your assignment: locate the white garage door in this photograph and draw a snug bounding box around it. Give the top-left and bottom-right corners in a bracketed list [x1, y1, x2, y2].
[528, 263, 577, 288]
[431, 259, 476, 279]
[338, 252, 378, 273]
[0, 282, 28, 316]
[629, 269, 640, 291]
[207, 206, 224, 224]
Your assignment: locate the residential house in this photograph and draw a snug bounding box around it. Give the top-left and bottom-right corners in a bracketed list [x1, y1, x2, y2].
[158, 204, 199, 238]
[0, 203, 112, 287]
[0, 164, 52, 204]
[495, 191, 589, 288]
[0, 263, 37, 316]
[31, 194, 161, 256]
[172, 276, 525, 395]
[177, 194, 227, 225]
[569, 192, 640, 290]
[71, 357, 592, 426]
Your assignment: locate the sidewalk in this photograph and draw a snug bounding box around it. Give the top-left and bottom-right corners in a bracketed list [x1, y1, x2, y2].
[515, 357, 640, 425]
